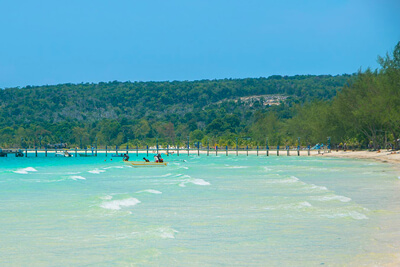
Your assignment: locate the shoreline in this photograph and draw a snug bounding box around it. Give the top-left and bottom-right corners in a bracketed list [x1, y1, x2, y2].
[317, 150, 400, 166]
[7, 148, 400, 164]
[6, 148, 400, 166]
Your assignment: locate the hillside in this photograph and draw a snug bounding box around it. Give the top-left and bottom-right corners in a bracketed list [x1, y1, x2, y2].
[0, 74, 353, 147]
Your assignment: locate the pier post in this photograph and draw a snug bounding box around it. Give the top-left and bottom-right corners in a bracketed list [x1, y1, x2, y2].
[177, 144, 179, 156]
[207, 140, 209, 156]
[85, 147, 87, 157]
[45, 146, 47, 157]
[25, 147, 27, 157]
[126, 144, 128, 155]
[327, 137, 331, 153]
[267, 146, 269, 156]
[116, 145, 118, 156]
[246, 145, 248, 156]
[198, 142, 200, 156]
[287, 146, 290, 156]
[167, 145, 169, 155]
[308, 145, 310, 156]
[55, 148, 57, 157]
[136, 145, 138, 157]
[216, 145, 218, 156]
[105, 145, 108, 157]
[187, 136, 190, 156]
[75, 147, 77, 157]
[226, 146, 228, 156]
[277, 145, 279, 156]
[257, 145, 259, 156]
[146, 145, 149, 157]
[236, 138, 238, 156]
[91, 146, 94, 156]
[35, 147, 37, 157]
[297, 137, 300, 156]
[266, 138, 269, 157]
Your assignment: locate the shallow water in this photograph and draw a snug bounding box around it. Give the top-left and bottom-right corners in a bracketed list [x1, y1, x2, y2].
[1, 154, 400, 266]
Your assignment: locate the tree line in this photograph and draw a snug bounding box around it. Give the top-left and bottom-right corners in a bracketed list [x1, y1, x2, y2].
[0, 74, 350, 148]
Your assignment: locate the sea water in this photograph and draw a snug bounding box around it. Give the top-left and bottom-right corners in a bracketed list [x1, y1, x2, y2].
[1, 154, 400, 266]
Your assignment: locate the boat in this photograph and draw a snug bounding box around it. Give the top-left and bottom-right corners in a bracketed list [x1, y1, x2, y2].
[124, 161, 167, 167]
[56, 150, 73, 157]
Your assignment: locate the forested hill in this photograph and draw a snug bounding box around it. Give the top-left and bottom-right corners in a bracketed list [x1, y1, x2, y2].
[0, 74, 352, 147]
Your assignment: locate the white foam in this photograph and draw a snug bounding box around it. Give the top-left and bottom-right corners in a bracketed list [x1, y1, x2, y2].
[100, 195, 113, 200]
[159, 227, 179, 239]
[323, 211, 368, 220]
[191, 179, 210, 186]
[13, 167, 37, 174]
[310, 195, 351, 202]
[179, 177, 210, 187]
[309, 184, 328, 191]
[137, 189, 162, 194]
[100, 198, 141, 210]
[264, 201, 312, 211]
[88, 169, 106, 174]
[70, 176, 86, 180]
[299, 201, 312, 207]
[265, 176, 299, 184]
[159, 173, 173, 177]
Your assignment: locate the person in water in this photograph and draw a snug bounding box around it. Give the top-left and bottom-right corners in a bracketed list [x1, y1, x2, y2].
[153, 155, 158, 162]
[143, 157, 150, 162]
[157, 153, 163, 163]
[123, 153, 129, 161]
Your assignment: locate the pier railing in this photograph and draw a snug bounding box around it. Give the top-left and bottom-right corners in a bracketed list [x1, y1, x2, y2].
[0, 145, 332, 157]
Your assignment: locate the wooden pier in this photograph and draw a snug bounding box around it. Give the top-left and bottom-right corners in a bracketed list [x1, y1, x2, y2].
[0, 145, 331, 158]
[0, 149, 24, 157]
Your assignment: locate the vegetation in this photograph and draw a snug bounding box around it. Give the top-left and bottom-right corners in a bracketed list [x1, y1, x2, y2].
[0, 74, 350, 148]
[0, 42, 399, 150]
[251, 41, 400, 150]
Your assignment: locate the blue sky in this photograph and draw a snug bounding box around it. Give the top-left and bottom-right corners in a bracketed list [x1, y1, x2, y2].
[0, 0, 399, 88]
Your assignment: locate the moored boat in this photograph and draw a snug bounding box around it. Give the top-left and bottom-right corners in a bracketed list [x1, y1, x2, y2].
[124, 161, 167, 167]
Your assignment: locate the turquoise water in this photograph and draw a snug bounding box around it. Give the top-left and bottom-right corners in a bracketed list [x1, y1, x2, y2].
[1, 154, 400, 266]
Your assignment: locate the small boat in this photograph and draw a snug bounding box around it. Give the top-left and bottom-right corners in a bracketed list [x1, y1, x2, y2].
[56, 150, 73, 157]
[124, 161, 167, 167]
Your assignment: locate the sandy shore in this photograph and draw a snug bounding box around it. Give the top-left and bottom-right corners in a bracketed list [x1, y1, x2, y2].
[317, 150, 400, 165]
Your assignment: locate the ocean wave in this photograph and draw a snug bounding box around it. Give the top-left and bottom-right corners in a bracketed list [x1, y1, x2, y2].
[159, 173, 173, 177]
[136, 189, 162, 194]
[179, 177, 210, 187]
[264, 201, 313, 211]
[88, 169, 106, 174]
[100, 195, 113, 200]
[70, 175, 86, 180]
[308, 184, 328, 191]
[103, 166, 124, 169]
[310, 195, 351, 202]
[322, 211, 368, 220]
[265, 176, 300, 184]
[100, 198, 141, 210]
[13, 167, 38, 174]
